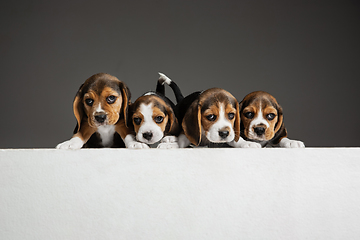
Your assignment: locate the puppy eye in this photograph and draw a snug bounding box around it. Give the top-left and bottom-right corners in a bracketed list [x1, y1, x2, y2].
[133, 117, 142, 125]
[266, 113, 276, 120]
[85, 98, 94, 106]
[206, 114, 217, 121]
[106, 95, 117, 104]
[244, 112, 254, 119]
[228, 113, 235, 120]
[154, 116, 164, 124]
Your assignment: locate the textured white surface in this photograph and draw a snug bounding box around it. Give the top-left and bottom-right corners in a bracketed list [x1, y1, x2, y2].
[1, 148, 360, 240]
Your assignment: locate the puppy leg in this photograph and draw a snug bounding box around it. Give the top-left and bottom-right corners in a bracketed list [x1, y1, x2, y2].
[56, 137, 84, 150]
[177, 134, 191, 148]
[279, 137, 305, 148]
[228, 137, 262, 148]
[157, 136, 179, 149]
[124, 134, 150, 149]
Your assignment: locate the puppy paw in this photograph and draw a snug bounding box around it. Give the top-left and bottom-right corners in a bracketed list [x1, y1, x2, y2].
[228, 138, 262, 148]
[160, 136, 178, 143]
[239, 141, 262, 148]
[126, 141, 150, 149]
[56, 137, 84, 150]
[157, 142, 179, 149]
[280, 138, 305, 148]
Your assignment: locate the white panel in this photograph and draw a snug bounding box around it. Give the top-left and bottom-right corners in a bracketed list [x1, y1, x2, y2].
[1, 148, 360, 240]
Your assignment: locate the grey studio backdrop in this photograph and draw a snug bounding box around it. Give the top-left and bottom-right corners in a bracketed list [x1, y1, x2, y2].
[0, 0, 359, 148]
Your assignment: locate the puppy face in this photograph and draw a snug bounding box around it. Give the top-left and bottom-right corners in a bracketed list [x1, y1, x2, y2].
[240, 91, 283, 141]
[131, 95, 176, 145]
[182, 88, 240, 145]
[73, 73, 130, 131]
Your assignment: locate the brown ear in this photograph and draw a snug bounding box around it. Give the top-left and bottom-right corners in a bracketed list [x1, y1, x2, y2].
[73, 84, 84, 133]
[234, 101, 241, 142]
[182, 101, 202, 146]
[274, 103, 284, 134]
[119, 81, 131, 126]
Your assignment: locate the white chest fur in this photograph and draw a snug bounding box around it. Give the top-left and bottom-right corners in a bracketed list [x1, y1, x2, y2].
[97, 125, 116, 147]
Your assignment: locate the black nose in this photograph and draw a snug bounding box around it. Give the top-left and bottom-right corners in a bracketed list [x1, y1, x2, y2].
[254, 127, 265, 136]
[219, 130, 229, 139]
[95, 114, 106, 123]
[143, 132, 153, 141]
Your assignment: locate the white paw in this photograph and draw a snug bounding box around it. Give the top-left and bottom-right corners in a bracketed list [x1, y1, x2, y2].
[228, 137, 262, 148]
[161, 136, 178, 143]
[178, 134, 191, 148]
[239, 141, 262, 148]
[157, 142, 179, 149]
[279, 138, 305, 148]
[124, 134, 150, 149]
[56, 137, 84, 150]
[127, 141, 150, 149]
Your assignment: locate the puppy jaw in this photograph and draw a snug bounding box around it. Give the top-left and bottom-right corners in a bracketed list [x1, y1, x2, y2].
[132, 102, 168, 145]
[83, 87, 122, 128]
[242, 100, 279, 141]
[202, 103, 236, 143]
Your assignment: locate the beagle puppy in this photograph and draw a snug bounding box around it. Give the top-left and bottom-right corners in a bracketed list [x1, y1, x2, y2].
[175, 88, 244, 148]
[56, 73, 132, 149]
[232, 91, 305, 148]
[126, 73, 181, 148]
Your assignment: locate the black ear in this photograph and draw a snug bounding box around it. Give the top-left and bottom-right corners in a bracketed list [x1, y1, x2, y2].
[73, 84, 85, 134]
[234, 101, 241, 142]
[126, 103, 135, 131]
[182, 100, 202, 146]
[165, 106, 180, 135]
[237, 101, 247, 139]
[119, 81, 131, 127]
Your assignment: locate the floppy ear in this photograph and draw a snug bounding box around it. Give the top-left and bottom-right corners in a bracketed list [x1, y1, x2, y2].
[274, 103, 284, 134]
[182, 101, 202, 146]
[73, 84, 84, 133]
[234, 101, 241, 142]
[165, 106, 180, 135]
[119, 81, 131, 126]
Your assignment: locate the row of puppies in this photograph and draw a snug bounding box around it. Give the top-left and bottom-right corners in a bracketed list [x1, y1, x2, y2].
[56, 73, 305, 149]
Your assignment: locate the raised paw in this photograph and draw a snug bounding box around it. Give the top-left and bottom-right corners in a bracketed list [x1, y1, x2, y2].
[56, 137, 84, 150]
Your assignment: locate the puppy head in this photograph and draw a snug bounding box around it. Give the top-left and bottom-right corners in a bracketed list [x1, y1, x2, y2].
[73, 73, 131, 132]
[130, 94, 178, 145]
[182, 88, 240, 146]
[239, 91, 284, 141]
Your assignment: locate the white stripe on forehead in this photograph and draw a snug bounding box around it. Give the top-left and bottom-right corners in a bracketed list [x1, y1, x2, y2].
[140, 103, 154, 123]
[95, 103, 103, 113]
[250, 102, 269, 128]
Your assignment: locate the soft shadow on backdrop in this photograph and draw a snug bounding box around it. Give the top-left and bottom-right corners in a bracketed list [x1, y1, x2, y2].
[1, 0, 359, 148]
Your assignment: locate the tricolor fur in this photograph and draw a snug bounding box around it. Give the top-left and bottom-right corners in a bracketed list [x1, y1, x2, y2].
[126, 73, 181, 148]
[56, 73, 131, 149]
[238, 91, 304, 148]
[175, 88, 241, 148]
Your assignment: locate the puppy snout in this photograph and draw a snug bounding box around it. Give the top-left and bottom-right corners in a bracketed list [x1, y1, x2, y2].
[143, 132, 153, 141]
[219, 130, 229, 139]
[95, 114, 107, 123]
[254, 127, 265, 136]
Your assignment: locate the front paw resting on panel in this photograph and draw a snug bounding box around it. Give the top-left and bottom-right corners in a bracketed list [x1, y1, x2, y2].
[279, 138, 305, 148]
[157, 136, 179, 149]
[124, 134, 150, 149]
[228, 137, 262, 148]
[56, 137, 84, 150]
